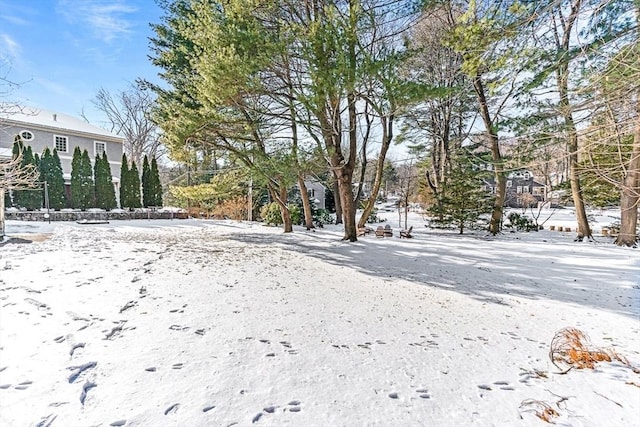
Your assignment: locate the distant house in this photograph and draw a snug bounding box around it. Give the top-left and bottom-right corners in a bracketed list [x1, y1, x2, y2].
[484, 170, 546, 208]
[301, 180, 327, 210]
[0, 107, 124, 198]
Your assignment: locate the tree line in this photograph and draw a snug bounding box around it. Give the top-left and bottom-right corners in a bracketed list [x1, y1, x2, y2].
[5, 136, 162, 211]
[145, 0, 636, 246]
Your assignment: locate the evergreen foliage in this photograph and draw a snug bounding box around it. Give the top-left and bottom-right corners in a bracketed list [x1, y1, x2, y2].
[94, 152, 117, 210]
[70, 147, 83, 208]
[429, 149, 493, 234]
[101, 152, 117, 209]
[119, 153, 129, 209]
[50, 149, 67, 209]
[71, 147, 94, 209]
[129, 161, 142, 208]
[142, 155, 152, 207]
[39, 148, 67, 210]
[150, 157, 163, 207]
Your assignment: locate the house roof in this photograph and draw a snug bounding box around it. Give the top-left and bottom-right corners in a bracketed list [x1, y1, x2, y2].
[0, 105, 123, 142]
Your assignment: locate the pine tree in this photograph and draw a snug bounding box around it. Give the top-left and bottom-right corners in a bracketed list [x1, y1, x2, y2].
[429, 149, 494, 234]
[129, 160, 142, 208]
[141, 155, 152, 207]
[151, 157, 163, 207]
[70, 147, 83, 209]
[50, 149, 67, 209]
[119, 153, 130, 209]
[80, 149, 94, 209]
[39, 148, 66, 210]
[94, 153, 103, 208]
[94, 152, 117, 210]
[102, 153, 117, 209]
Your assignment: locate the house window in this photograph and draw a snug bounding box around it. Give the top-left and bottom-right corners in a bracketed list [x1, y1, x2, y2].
[533, 187, 544, 196]
[522, 186, 529, 193]
[506, 180, 512, 188]
[308, 189, 315, 198]
[54, 135, 68, 153]
[524, 172, 530, 179]
[95, 141, 106, 157]
[19, 130, 34, 141]
[516, 186, 523, 193]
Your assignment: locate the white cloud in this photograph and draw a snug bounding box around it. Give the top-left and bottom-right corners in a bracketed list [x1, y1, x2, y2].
[56, 0, 137, 43]
[0, 33, 21, 58]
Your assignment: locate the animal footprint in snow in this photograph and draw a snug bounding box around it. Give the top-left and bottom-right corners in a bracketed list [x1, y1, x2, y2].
[70, 343, 85, 357]
[0, 384, 11, 389]
[388, 392, 399, 399]
[109, 420, 126, 426]
[68, 362, 97, 383]
[415, 389, 431, 399]
[172, 363, 184, 370]
[14, 380, 32, 390]
[164, 403, 179, 415]
[80, 381, 97, 405]
[477, 384, 492, 391]
[493, 381, 515, 391]
[286, 400, 301, 412]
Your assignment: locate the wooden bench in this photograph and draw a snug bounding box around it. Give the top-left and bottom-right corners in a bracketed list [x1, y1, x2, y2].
[358, 227, 373, 236]
[399, 226, 413, 239]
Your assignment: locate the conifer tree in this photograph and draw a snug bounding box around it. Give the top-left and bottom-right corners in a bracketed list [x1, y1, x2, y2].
[150, 156, 163, 207]
[129, 160, 142, 208]
[104, 152, 117, 210]
[94, 152, 117, 210]
[71, 147, 94, 209]
[119, 153, 129, 209]
[50, 149, 67, 209]
[429, 149, 493, 234]
[70, 146, 83, 209]
[94, 153, 103, 208]
[141, 155, 152, 207]
[40, 148, 66, 210]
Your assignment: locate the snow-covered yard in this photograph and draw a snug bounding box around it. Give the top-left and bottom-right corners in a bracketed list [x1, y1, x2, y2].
[0, 212, 638, 426]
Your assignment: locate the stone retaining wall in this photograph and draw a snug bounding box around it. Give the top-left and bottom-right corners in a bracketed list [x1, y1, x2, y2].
[5, 210, 188, 222]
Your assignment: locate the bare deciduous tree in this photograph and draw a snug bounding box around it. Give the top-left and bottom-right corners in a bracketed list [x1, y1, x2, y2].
[93, 83, 163, 168]
[0, 143, 40, 238]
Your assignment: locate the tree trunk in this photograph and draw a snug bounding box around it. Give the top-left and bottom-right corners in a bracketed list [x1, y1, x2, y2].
[269, 184, 293, 233]
[616, 117, 640, 246]
[554, 0, 592, 241]
[298, 176, 315, 230]
[279, 183, 293, 233]
[473, 74, 505, 234]
[358, 115, 393, 229]
[332, 176, 342, 224]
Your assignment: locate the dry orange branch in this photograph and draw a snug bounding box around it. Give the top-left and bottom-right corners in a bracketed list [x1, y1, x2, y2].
[549, 327, 639, 373]
[520, 399, 560, 423]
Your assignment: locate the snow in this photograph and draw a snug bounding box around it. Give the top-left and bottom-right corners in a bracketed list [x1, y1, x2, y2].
[0, 209, 638, 427]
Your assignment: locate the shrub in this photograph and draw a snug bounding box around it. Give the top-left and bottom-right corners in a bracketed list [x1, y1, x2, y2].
[260, 202, 282, 225]
[507, 212, 538, 232]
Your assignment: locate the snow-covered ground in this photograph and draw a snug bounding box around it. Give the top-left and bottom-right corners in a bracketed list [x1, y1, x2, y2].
[0, 209, 638, 427]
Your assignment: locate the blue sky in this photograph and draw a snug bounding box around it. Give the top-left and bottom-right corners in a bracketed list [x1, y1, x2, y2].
[0, 0, 163, 127]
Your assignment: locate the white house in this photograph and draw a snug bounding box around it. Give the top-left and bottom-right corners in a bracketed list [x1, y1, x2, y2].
[0, 106, 124, 196]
